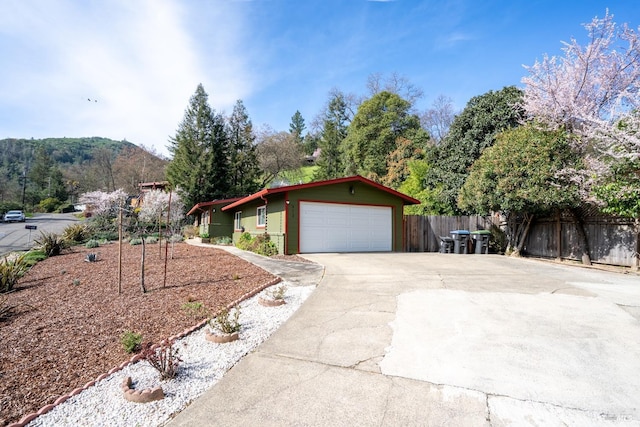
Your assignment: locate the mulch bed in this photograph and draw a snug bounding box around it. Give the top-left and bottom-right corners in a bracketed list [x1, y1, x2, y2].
[0, 242, 277, 426]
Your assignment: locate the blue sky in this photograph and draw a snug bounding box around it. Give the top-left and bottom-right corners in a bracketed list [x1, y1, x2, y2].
[1, 0, 638, 157]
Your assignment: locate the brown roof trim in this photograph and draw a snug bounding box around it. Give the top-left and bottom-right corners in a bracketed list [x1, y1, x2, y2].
[186, 197, 243, 216]
[221, 175, 420, 211]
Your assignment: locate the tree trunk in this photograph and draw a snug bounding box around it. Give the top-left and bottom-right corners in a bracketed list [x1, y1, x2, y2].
[510, 213, 534, 257]
[140, 238, 147, 293]
[567, 208, 592, 266]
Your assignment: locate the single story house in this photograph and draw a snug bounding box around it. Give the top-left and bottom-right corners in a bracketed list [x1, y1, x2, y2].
[186, 197, 242, 238]
[204, 175, 419, 254]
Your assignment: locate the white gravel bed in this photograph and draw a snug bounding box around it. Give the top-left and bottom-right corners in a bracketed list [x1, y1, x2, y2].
[28, 283, 315, 427]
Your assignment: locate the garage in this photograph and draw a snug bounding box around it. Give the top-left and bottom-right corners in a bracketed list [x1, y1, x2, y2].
[299, 201, 392, 253]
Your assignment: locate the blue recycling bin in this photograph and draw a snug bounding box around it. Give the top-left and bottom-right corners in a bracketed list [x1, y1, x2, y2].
[450, 230, 470, 254]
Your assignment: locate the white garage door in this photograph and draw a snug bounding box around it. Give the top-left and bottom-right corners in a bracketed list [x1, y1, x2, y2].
[299, 202, 392, 253]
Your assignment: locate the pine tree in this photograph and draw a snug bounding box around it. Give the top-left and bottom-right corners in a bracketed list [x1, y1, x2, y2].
[228, 100, 260, 196]
[289, 110, 306, 145]
[315, 92, 349, 180]
[167, 84, 230, 210]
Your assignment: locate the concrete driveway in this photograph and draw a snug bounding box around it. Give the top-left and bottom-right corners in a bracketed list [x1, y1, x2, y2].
[167, 253, 640, 426]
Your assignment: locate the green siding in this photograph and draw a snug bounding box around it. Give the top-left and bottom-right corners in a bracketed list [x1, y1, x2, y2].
[230, 196, 286, 254]
[285, 182, 405, 254]
[227, 180, 410, 255]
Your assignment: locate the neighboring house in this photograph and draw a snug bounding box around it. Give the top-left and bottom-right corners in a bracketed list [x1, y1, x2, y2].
[219, 175, 420, 254]
[187, 198, 243, 238]
[131, 181, 170, 209]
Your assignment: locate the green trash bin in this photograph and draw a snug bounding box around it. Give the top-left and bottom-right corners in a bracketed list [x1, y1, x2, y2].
[470, 230, 491, 254]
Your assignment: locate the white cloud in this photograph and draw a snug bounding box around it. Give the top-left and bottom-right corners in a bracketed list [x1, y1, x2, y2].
[0, 0, 253, 156]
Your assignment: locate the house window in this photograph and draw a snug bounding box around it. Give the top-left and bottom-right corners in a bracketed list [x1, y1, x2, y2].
[234, 211, 242, 231]
[257, 206, 266, 228]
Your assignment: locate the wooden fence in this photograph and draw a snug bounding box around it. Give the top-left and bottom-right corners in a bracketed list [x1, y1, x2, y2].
[404, 213, 639, 269]
[524, 215, 639, 268]
[403, 215, 499, 252]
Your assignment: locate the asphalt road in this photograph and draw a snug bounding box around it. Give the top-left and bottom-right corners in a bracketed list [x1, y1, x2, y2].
[0, 212, 80, 257]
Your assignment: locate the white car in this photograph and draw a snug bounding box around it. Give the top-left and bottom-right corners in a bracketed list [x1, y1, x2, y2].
[3, 210, 26, 222]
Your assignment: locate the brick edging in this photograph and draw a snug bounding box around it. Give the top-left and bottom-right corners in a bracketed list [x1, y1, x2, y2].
[8, 277, 282, 427]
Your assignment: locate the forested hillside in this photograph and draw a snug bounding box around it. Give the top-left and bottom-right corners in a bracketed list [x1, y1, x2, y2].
[0, 137, 167, 212]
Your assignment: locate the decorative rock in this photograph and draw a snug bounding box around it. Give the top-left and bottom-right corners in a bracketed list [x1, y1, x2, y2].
[122, 377, 164, 403]
[204, 330, 239, 343]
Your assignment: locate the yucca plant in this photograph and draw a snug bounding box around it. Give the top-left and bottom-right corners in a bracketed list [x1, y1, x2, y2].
[62, 223, 90, 244]
[1, 254, 29, 293]
[34, 232, 68, 257]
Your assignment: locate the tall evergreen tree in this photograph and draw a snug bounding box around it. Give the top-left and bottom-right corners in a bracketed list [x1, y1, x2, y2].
[228, 100, 260, 196]
[342, 91, 423, 181]
[167, 84, 230, 210]
[425, 86, 525, 213]
[289, 110, 306, 145]
[314, 92, 349, 180]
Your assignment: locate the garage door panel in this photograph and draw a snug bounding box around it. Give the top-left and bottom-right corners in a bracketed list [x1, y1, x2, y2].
[299, 202, 392, 253]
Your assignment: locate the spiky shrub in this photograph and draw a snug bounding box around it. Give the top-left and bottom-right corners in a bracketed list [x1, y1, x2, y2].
[62, 223, 90, 243]
[144, 236, 158, 244]
[0, 254, 29, 293]
[129, 238, 143, 246]
[121, 330, 143, 354]
[85, 239, 100, 249]
[34, 232, 68, 257]
[210, 307, 241, 335]
[142, 341, 182, 380]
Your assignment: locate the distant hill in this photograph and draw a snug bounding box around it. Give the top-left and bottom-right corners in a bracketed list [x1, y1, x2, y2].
[0, 137, 141, 167]
[0, 137, 168, 207]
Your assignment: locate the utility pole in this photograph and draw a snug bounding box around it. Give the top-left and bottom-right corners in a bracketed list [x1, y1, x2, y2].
[20, 169, 27, 211]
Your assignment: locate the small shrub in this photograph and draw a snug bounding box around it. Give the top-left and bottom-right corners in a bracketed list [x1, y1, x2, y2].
[0, 254, 29, 293]
[199, 232, 210, 239]
[129, 238, 143, 246]
[85, 253, 98, 262]
[145, 236, 158, 244]
[210, 307, 241, 335]
[181, 301, 208, 319]
[182, 225, 198, 239]
[141, 341, 182, 380]
[169, 234, 183, 243]
[235, 232, 278, 256]
[236, 232, 252, 250]
[85, 239, 100, 249]
[38, 197, 61, 213]
[34, 232, 68, 257]
[22, 250, 47, 267]
[121, 330, 143, 354]
[72, 278, 80, 286]
[265, 285, 287, 300]
[214, 236, 232, 245]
